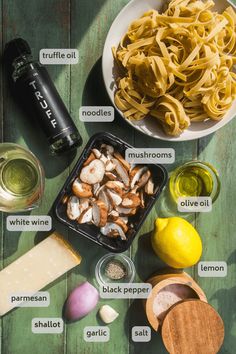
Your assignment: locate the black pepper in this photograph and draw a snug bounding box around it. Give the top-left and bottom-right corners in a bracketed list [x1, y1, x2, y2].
[105, 260, 127, 280]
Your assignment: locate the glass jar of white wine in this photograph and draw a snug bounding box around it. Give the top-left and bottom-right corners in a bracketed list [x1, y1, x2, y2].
[0, 143, 44, 212]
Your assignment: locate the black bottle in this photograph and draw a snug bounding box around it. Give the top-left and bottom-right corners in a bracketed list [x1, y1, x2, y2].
[4, 38, 82, 155]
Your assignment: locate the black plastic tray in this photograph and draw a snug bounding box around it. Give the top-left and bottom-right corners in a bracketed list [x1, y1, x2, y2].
[53, 132, 168, 253]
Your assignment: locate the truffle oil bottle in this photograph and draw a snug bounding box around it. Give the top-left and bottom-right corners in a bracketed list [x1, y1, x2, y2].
[4, 38, 82, 155]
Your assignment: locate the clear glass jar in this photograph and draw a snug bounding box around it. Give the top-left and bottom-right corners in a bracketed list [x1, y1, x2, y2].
[0, 143, 44, 212]
[169, 160, 221, 203]
[95, 253, 136, 287]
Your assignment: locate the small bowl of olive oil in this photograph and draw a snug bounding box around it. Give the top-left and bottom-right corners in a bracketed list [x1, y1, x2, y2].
[169, 161, 220, 203]
[0, 143, 44, 212]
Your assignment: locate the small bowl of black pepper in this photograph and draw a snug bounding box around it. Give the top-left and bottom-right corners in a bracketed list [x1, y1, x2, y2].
[95, 253, 136, 286]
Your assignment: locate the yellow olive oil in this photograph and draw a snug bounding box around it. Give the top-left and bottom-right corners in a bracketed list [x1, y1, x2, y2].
[169, 162, 220, 202]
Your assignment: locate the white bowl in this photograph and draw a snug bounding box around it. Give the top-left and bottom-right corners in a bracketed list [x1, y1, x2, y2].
[102, 0, 236, 142]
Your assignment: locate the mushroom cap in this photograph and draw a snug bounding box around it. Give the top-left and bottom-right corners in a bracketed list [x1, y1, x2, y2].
[122, 192, 141, 208]
[72, 179, 93, 198]
[80, 159, 105, 185]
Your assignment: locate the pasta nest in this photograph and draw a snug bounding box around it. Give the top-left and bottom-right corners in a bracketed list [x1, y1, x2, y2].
[113, 0, 236, 136]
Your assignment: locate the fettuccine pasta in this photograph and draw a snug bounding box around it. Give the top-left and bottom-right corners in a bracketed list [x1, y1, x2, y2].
[113, 0, 236, 136]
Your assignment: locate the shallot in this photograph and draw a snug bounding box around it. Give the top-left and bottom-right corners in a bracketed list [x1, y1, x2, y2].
[64, 281, 99, 322]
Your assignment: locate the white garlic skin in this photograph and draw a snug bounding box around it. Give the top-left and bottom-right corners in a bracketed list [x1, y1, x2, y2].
[99, 305, 119, 324]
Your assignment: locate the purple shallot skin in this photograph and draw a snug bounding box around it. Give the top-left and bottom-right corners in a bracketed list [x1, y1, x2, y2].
[65, 281, 99, 322]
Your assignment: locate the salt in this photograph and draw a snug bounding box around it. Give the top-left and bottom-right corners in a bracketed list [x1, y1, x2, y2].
[153, 284, 198, 321]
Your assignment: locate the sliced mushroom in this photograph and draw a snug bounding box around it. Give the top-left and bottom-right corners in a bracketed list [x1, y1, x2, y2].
[115, 218, 128, 233]
[106, 189, 123, 206]
[98, 189, 112, 212]
[122, 193, 141, 208]
[67, 196, 81, 220]
[108, 180, 125, 188]
[112, 158, 130, 187]
[130, 166, 148, 189]
[77, 206, 93, 224]
[83, 152, 96, 167]
[105, 172, 118, 181]
[62, 195, 69, 204]
[105, 160, 116, 172]
[92, 148, 102, 159]
[100, 154, 109, 165]
[95, 184, 105, 197]
[80, 159, 105, 184]
[100, 222, 126, 240]
[131, 185, 139, 194]
[140, 190, 145, 208]
[145, 178, 155, 195]
[137, 170, 151, 188]
[120, 216, 128, 224]
[65, 143, 156, 241]
[101, 144, 114, 155]
[101, 227, 119, 238]
[114, 152, 131, 171]
[93, 183, 100, 196]
[109, 210, 119, 217]
[92, 200, 108, 227]
[72, 179, 93, 198]
[105, 181, 124, 196]
[116, 206, 137, 215]
[108, 210, 119, 221]
[79, 198, 90, 213]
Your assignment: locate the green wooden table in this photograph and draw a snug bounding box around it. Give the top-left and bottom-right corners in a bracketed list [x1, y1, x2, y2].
[0, 1, 236, 353]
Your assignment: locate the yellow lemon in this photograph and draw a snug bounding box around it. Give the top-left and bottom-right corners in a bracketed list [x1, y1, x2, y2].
[151, 217, 202, 269]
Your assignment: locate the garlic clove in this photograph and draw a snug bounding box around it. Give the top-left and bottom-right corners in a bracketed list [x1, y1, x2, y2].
[99, 305, 119, 324]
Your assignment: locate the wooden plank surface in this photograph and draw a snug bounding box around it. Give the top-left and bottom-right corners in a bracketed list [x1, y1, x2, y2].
[196, 124, 236, 354]
[0, 0, 236, 354]
[1, 1, 71, 354]
[67, 1, 132, 354]
[0, 3, 3, 354]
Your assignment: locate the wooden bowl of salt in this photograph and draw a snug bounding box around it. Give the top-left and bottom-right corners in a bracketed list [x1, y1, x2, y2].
[145, 271, 207, 332]
[144, 271, 224, 354]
